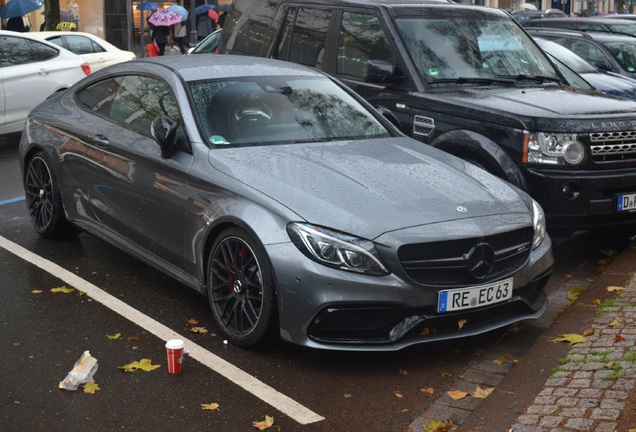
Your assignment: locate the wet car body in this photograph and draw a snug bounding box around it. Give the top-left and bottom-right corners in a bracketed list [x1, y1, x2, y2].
[19, 55, 553, 351]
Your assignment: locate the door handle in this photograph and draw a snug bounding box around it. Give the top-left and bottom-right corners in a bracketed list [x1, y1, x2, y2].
[92, 134, 109, 148]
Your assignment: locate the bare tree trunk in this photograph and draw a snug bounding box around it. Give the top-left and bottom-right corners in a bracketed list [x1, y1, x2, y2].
[44, 0, 61, 31]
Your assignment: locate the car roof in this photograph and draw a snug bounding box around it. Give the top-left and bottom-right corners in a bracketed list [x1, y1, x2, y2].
[104, 55, 327, 82]
[526, 28, 636, 41]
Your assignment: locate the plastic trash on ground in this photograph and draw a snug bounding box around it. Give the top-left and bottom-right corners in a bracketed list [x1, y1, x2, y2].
[58, 350, 98, 391]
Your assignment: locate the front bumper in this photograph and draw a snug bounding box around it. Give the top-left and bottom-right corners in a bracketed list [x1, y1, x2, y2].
[266, 230, 553, 351]
[524, 166, 636, 231]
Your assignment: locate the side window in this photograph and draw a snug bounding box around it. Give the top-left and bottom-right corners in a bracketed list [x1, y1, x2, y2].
[0, 36, 57, 67]
[65, 36, 104, 55]
[277, 8, 330, 68]
[45, 36, 65, 48]
[570, 40, 610, 66]
[109, 76, 181, 135]
[76, 77, 122, 116]
[337, 12, 395, 79]
[77, 75, 181, 136]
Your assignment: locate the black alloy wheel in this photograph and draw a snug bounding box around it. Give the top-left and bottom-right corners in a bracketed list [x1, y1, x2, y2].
[208, 227, 277, 347]
[24, 152, 77, 238]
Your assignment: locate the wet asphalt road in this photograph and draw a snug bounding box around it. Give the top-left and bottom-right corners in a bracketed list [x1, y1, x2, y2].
[0, 138, 633, 432]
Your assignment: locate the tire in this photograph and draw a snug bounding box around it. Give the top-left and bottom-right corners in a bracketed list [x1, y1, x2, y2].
[207, 227, 277, 347]
[24, 152, 78, 238]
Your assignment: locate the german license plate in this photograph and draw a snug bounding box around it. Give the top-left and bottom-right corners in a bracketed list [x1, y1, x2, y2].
[618, 193, 636, 211]
[438, 278, 513, 313]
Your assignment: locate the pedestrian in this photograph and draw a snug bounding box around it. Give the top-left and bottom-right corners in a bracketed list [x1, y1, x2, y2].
[173, 21, 187, 54]
[196, 13, 214, 41]
[6, 16, 29, 32]
[148, 12, 170, 56]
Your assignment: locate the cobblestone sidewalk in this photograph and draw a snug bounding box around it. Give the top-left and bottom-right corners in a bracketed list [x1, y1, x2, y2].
[510, 277, 636, 431]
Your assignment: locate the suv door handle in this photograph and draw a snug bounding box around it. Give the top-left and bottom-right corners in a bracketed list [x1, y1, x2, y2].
[92, 135, 109, 148]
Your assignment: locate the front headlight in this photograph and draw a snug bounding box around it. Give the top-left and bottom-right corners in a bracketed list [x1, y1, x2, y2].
[287, 223, 390, 275]
[532, 200, 547, 250]
[524, 132, 585, 165]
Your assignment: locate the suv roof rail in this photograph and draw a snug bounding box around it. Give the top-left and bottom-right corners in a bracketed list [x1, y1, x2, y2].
[524, 28, 593, 38]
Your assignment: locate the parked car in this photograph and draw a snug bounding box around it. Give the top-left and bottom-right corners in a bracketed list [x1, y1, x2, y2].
[521, 17, 636, 37]
[510, 8, 568, 23]
[526, 28, 636, 80]
[219, 0, 636, 234]
[0, 30, 90, 136]
[534, 37, 636, 99]
[19, 55, 553, 351]
[26, 31, 136, 72]
[188, 29, 222, 54]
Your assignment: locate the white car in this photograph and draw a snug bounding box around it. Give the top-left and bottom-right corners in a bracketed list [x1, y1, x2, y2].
[0, 30, 91, 136]
[27, 31, 136, 72]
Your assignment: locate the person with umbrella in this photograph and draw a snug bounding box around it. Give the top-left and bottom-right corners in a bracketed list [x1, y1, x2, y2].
[6, 16, 29, 32]
[148, 10, 170, 55]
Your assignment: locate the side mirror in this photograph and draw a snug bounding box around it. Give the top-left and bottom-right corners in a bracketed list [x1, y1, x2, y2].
[593, 60, 612, 72]
[151, 114, 178, 159]
[363, 60, 405, 84]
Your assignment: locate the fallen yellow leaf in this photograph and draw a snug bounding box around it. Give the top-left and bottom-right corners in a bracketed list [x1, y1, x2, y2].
[421, 387, 435, 395]
[607, 286, 624, 292]
[118, 358, 161, 372]
[82, 381, 100, 395]
[107, 332, 122, 340]
[50, 286, 75, 294]
[567, 287, 584, 303]
[401, 408, 410, 413]
[447, 390, 468, 401]
[187, 318, 199, 325]
[492, 355, 508, 366]
[32, 290, 43, 294]
[551, 334, 587, 346]
[586, 277, 597, 283]
[472, 386, 494, 399]
[201, 402, 220, 411]
[592, 299, 601, 306]
[190, 326, 209, 334]
[252, 415, 275, 430]
[583, 329, 595, 336]
[458, 319, 467, 330]
[421, 327, 430, 335]
[394, 390, 404, 398]
[399, 369, 408, 375]
[564, 273, 572, 279]
[423, 420, 454, 432]
[609, 319, 624, 327]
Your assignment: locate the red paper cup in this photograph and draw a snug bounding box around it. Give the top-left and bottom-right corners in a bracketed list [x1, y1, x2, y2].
[165, 339, 185, 374]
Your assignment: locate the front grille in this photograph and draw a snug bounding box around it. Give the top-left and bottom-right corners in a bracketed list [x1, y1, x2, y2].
[397, 227, 533, 286]
[590, 131, 636, 162]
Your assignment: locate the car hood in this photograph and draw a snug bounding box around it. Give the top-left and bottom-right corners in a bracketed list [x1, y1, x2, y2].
[581, 72, 636, 100]
[427, 85, 636, 131]
[208, 137, 530, 239]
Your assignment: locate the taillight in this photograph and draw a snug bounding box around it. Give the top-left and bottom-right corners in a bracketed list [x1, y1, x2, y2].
[81, 62, 91, 76]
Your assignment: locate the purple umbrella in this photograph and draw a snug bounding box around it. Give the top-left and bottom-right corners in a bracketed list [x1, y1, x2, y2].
[148, 8, 184, 27]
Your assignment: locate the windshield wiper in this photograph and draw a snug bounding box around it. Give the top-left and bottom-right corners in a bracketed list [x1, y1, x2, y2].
[428, 77, 517, 86]
[496, 74, 562, 84]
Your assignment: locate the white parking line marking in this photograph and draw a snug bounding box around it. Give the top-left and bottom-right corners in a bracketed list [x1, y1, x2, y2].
[0, 234, 325, 425]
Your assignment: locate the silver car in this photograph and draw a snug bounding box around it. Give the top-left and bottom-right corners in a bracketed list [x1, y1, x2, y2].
[19, 55, 553, 351]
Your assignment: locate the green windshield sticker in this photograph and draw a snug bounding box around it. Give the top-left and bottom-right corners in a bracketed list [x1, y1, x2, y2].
[428, 68, 439, 77]
[209, 135, 229, 145]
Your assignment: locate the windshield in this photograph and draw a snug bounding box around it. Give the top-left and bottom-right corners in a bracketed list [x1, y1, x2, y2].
[535, 38, 598, 74]
[603, 40, 636, 73]
[607, 24, 636, 37]
[189, 76, 390, 147]
[394, 12, 559, 83]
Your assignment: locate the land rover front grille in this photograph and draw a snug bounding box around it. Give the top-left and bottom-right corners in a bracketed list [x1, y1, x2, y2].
[590, 131, 636, 162]
[397, 227, 533, 287]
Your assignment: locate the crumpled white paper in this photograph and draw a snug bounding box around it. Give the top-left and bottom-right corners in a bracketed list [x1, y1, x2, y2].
[58, 350, 98, 391]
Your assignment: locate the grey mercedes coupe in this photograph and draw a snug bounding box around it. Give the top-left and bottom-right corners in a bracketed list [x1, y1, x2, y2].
[19, 55, 553, 350]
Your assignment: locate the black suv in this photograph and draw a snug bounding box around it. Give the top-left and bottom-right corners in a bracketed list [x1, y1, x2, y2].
[219, 0, 636, 233]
